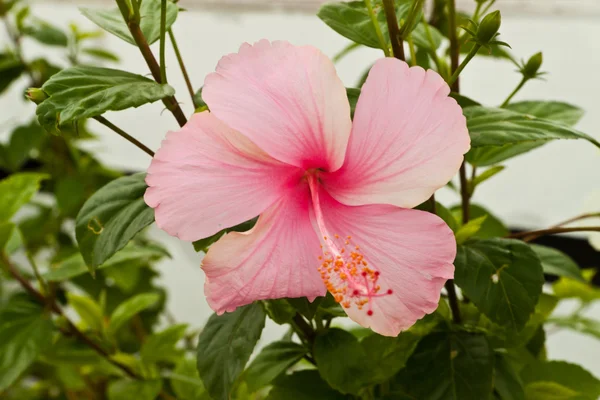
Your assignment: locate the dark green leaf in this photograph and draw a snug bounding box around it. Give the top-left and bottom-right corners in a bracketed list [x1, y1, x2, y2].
[197, 303, 266, 400]
[315, 292, 347, 319]
[450, 92, 482, 108]
[346, 87, 360, 118]
[521, 361, 600, 400]
[465, 106, 600, 166]
[75, 173, 155, 272]
[287, 296, 323, 320]
[107, 379, 162, 400]
[361, 331, 420, 384]
[262, 299, 296, 325]
[504, 101, 584, 127]
[397, 331, 494, 399]
[494, 354, 525, 400]
[36, 67, 174, 134]
[244, 341, 306, 392]
[452, 204, 509, 239]
[0, 53, 25, 94]
[266, 370, 351, 400]
[531, 244, 584, 282]
[1, 121, 46, 171]
[23, 20, 68, 46]
[0, 296, 54, 391]
[313, 328, 369, 394]
[108, 292, 161, 335]
[141, 324, 188, 363]
[192, 217, 257, 253]
[82, 47, 120, 62]
[412, 22, 444, 53]
[454, 238, 544, 331]
[0, 173, 48, 222]
[80, 0, 178, 46]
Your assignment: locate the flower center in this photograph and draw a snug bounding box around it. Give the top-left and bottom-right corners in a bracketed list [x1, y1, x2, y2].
[306, 174, 393, 316]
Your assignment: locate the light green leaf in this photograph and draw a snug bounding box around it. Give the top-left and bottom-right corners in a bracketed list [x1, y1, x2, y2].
[23, 19, 68, 46]
[82, 47, 120, 62]
[452, 204, 509, 239]
[0, 296, 54, 391]
[454, 238, 544, 331]
[107, 379, 162, 400]
[531, 244, 584, 282]
[521, 361, 600, 400]
[397, 331, 494, 399]
[505, 101, 584, 127]
[192, 217, 257, 253]
[80, 0, 178, 46]
[313, 328, 369, 394]
[244, 341, 306, 392]
[170, 358, 209, 400]
[197, 303, 266, 400]
[0, 222, 16, 253]
[0, 173, 48, 222]
[464, 106, 600, 166]
[553, 275, 600, 303]
[524, 382, 582, 400]
[66, 293, 104, 332]
[361, 331, 421, 385]
[108, 293, 160, 336]
[549, 316, 600, 341]
[35, 67, 174, 134]
[75, 173, 155, 272]
[141, 324, 188, 364]
[472, 165, 505, 188]
[455, 215, 487, 245]
[266, 370, 350, 400]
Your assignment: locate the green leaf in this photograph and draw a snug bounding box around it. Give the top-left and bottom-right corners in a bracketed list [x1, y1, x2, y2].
[472, 165, 505, 188]
[82, 47, 120, 62]
[262, 299, 296, 325]
[1, 121, 46, 171]
[531, 244, 584, 282]
[361, 331, 421, 384]
[412, 22, 444, 53]
[0, 53, 25, 94]
[80, 0, 178, 46]
[549, 316, 600, 341]
[452, 204, 509, 239]
[313, 328, 369, 394]
[170, 358, 209, 400]
[0, 173, 48, 222]
[244, 341, 306, 392]
[266, 370, 351, 400]
[397, 331, 494, 399]
[450, 92, 482, 108]
[35, 67, 174, 134]
[287, 296, 323, 320]
[494, 354, 525, 400]
[141, 324, 188, 364]
[0, 296, 54, 391]
[455, 215, 487, 244]
[108, 292, 160, 336]
[464, 106, 600, 166]
[524, 382, 582, 400]
[197, 303, 266, 400]
[192, 217, 257, 253]
[66, 293, 104, 332]
[553, 275, 600, 303]
[346, 87, 360, 118]
[521, 361, 600, 400]
[23, 19, 68, 46]
[107, 379, 162, 400]
[504, 101, 584, 127]
[0, 222, 20, 254]
[75, 173, 155, 272]
[454, 238, 544, 331]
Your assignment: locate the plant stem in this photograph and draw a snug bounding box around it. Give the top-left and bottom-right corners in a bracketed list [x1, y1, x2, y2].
[501, 76, 528, 107]
[159, 0, 168, 84]
[459, 164, 470, 223]
[168, 29, 195, 106]
[552, 213, 600, 228]
[407, 34, 417, 66]
[364, 0, 390, 57]
[508, 226, 600, 242]
[94, 116, 155, 157]
[382, 0, 405, 60]
[421, 14, 443, 72]
[115, 0, 187, 128]
[26, 252, 48, 294]
[448, 44, 481, 87]
[447, 0, 460, 92]
[445, 281, 462, 324]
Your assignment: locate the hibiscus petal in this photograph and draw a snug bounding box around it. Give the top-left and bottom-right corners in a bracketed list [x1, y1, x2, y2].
[203, 40, 352, 172]
[202, 183, 326, 313]
[314, 186, 455, 337]
[322, 58, 470, 208]
[145, 112, 302, 241]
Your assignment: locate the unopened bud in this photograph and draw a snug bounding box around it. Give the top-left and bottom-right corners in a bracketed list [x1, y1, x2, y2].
[25, 88, 48, 104]
[477, 10, 502, 44]
[522, 52, 543, 79]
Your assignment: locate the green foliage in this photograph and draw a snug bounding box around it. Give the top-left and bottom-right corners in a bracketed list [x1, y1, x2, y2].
[452, 204, 509, 239]
[266, 370, 351, 400]
[108, 292, 161, 336]
[193, 217, 257, 253]
[0, 173, 48, 222]
[531, 244, 585, 282]
[521, 361, 600, 400]
[107, 379, 163, 400]
[34, 66, 175, 134]
[196, 303, 266, 400]
[244, 341, 306, 392]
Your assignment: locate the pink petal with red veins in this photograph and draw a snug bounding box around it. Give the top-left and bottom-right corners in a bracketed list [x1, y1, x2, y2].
[203, 40, 352, 172]
[145, 112, 302, 241]
[202, 183, 326, 314]
[322, 58, 470, 208]
[313, 185, 456, 337]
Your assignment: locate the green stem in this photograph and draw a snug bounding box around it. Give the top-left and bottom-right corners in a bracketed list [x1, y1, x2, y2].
[159, 0, 168, 84]
[364, 0, 390, 56]
[421, 14, 443, 72]
[501, 76, 528, 107]
[382, 0, 405, 60]
[94, 116, 155, 157]
[407, 34, 417, 66]
[168, 29, 195, 106]
[445, 281, 462, 324]
[399, 0, 425, 38]
[472, 1, 483, 22]
[26, 252, 48, 295]
[447, 0, 460, 92]
[447, 43, 481, 87]
[480, 0, 497, 17]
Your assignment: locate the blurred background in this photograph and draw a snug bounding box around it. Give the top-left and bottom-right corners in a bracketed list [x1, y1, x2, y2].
[1, 0, 599, 374]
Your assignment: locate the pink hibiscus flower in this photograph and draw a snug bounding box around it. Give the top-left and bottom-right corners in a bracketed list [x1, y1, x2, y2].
[145, 40, 470, 337]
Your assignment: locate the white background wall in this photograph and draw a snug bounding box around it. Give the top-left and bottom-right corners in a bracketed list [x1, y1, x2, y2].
[2, 0, 600, 375]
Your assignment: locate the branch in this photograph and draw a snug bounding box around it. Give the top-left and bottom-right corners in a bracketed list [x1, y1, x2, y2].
[168, 29, 195, 107]
[382, 0, 405, 60]
[94, 116, 155, 157]
[447, 0, 460, 92]
[508, 226, 600, 242]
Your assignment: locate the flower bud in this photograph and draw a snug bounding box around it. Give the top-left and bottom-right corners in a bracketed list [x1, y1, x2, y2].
[25, 88, 48, 104]
[522, 52, 543, 79]
[477, 10, 502, 44]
